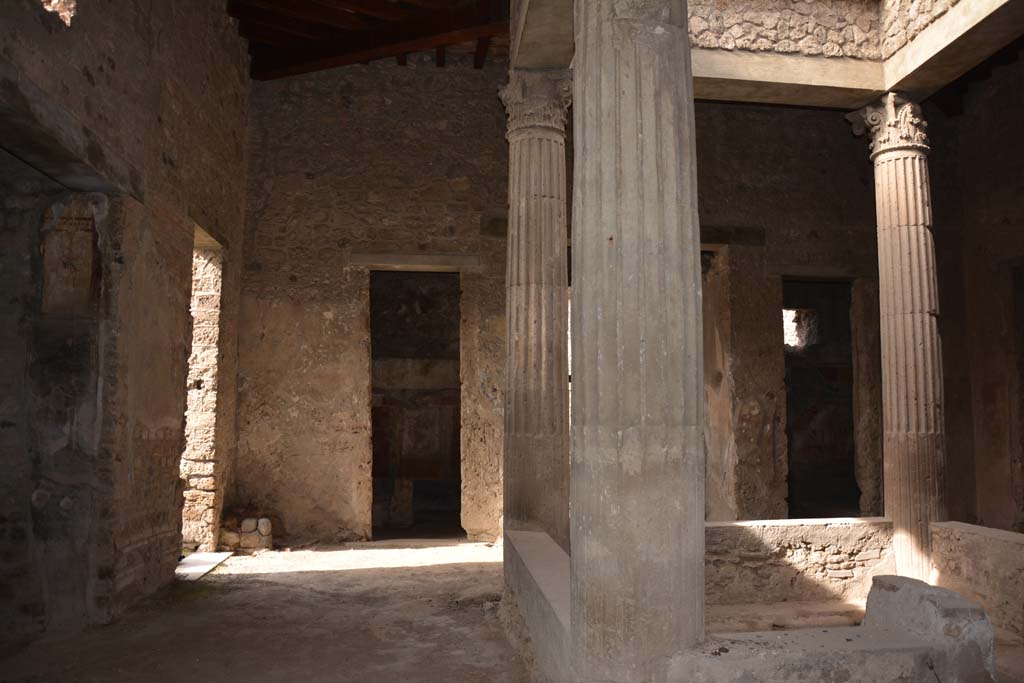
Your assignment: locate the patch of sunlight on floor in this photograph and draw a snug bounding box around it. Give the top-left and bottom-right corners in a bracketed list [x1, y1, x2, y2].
[216, 539, 502, 575]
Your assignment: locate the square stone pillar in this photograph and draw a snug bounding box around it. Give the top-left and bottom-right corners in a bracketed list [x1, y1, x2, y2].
[571, 1, 704, 681]
[500, 70, 572, 550]
[849, 93, 947, 582]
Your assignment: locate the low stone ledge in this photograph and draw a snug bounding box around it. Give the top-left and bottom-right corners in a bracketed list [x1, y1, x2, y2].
[672, 576, 996, 682]
[504, 530, 570, 683]
[931, 521, 1024, 639]
[706, 517, 894, 605]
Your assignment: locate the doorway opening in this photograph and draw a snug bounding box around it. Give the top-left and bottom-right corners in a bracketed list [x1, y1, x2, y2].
[370, 271, 463, 538]
[179, 229, 225, 553]
[783, 280, 861, 518]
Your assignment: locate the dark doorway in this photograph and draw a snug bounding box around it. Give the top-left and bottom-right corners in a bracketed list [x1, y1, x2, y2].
[370, 271, 463, 538]
[783, 280, 861, 518]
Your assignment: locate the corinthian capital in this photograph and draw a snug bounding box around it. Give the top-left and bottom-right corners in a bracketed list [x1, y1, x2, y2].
[500, 69, 572, 137]
[847, 92, 930, 160]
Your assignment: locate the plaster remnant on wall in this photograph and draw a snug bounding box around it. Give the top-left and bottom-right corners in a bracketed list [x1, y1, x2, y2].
[39, 0, 76, 26]
[688, 0, 881, 60]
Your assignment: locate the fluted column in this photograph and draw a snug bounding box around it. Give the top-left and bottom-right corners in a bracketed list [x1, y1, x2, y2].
[850, 93, 946, 582]
[571, 1, 703, 680]
[500, 70, 572, 550]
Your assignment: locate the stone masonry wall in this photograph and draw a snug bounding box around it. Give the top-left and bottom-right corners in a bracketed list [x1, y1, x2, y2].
[953, 44, 1024, 533]
[706, 518, 895, 605]
[689, 0, 881, 59]
[180, 249, 225, 552]
[932, 522, 1024, 638]
[0, 0, 249, 639]
[238, 58, 508, 541]
[879, 0, 961, 59]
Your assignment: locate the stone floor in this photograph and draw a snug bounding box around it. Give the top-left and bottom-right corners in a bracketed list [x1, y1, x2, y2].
[0, 540, 527, 683]
[3, 540, 1021, 682]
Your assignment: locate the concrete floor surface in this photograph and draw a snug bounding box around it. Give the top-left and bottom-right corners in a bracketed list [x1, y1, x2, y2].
[1, 540, 527, 683]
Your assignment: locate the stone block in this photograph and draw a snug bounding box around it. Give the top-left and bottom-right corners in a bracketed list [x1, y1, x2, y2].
[219, 530, 240, 548]
[240, 518, 258, 533]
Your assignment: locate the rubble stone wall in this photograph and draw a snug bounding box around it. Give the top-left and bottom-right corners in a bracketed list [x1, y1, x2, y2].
[706, 518, 895, 605]
[237, 59, 508, 541]
[689, 0, 882, 59]
[880, 0, 961, 58]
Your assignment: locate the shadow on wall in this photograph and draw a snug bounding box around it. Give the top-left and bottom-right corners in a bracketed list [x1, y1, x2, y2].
[705, 519, 895, 608]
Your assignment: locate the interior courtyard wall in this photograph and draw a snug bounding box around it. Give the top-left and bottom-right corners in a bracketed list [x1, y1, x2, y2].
[953, 44, 1024, 532]
[238, 59, 508, 541]
[694, 101, 880, 520]
[925, 100, 977, 525]
[0, 0, 249, 638]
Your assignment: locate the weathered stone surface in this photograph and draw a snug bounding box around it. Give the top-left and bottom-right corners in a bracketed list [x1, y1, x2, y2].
[932, 522, 1024, 639]
[572, 1, 704, 679]
[501, 69, 571, 551]
[706, 519, 895, 605]
[695, 102, 879, 521]
[689, 0, 882, 60]
[237, 60, 508, 541]
[851, 278, 884, 516]
[851, 93, 946, 581]
[180, 247, 225, 552]
[673, 575, 995, 682]
[880, 0, 962, 59]
[0, 0, 249, 642]
[928, 44, 1024, 535]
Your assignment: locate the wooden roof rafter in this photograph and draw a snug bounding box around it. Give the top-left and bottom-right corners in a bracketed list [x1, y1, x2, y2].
[228, 0, 509, 79]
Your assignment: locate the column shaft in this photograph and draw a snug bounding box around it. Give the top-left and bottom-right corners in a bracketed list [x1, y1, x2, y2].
[855, 94, 946, 581]
[501, 71, 571, 550]
[571, 1, 703, 680]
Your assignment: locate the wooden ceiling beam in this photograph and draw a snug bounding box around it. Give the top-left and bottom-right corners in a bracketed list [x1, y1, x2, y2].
[254, 21, 506, 79]
[400, 0, 468, 8]
[235, 0, 368, 31]
[239, 23, 309, 49]
[314, 0, 409, 21]
[228, 1, 338, 40]
[252, 3, 507, 79]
